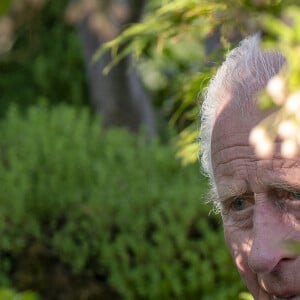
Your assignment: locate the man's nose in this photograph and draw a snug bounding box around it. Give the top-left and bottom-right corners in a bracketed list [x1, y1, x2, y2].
[248, 198, 294, 274]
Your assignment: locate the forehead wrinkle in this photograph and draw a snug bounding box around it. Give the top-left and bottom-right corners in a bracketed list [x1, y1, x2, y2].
[214, 153, 257, 173]
[254, 160, 300, 193]
[265, 174, 300, 190]
[272, 158, 300, 169]
[212, 129, 253, 155]
[214, 161, 250, 186]
[255, 157, 300, 173]
[212, 142, 253, 160]
[212, 145, 257, 180]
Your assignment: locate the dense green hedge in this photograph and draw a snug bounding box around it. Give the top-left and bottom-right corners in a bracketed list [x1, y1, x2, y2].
[0, 104, 245, 299]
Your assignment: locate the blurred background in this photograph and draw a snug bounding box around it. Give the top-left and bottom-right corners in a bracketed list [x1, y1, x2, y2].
[0, 0, 298, 299]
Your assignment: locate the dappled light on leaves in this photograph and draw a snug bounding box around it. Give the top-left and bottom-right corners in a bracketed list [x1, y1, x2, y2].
[249, 6, 300, 160]
[239, 291, 254, 300]
[92, 0, 299, 165]
[176, 126, 200, 166]
[250, 84, 300, 159]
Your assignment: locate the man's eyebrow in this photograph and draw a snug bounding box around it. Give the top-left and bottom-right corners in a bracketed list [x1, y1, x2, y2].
[269, 181, 300, 191]
[218, 180, 247, 201]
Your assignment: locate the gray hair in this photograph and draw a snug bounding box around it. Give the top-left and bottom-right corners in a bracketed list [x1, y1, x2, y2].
[199, 34, 285, 209]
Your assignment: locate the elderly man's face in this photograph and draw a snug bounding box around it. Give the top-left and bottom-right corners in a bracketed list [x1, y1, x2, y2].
[211, 103, 300, 299]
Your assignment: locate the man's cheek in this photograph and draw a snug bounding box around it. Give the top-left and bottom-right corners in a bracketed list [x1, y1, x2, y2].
[224, 228, 248, 272]
[224, 229, 259, 297]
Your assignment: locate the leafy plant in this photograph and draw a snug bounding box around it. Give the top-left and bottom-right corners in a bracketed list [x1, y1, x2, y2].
[0, 103, 246, 299]
[95, 0, 300, 164]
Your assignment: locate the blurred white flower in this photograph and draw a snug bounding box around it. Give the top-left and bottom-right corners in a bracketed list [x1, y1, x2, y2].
[285, 91, 300, 113]
[266, 75, 286, 105]
[254, 137, 274, 159]
[277, 120, 298, 139]
[281, 139, 299, 159]
[249, 126, 267, 146]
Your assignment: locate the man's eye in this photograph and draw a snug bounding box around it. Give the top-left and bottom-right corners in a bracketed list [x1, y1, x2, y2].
[231, 197, 249, 211]
[273, 189, 300, 202]
[291, 191, 300, 200]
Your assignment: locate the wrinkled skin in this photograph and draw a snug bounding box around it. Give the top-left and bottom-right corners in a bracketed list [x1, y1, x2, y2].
[211, 101, 300, 300]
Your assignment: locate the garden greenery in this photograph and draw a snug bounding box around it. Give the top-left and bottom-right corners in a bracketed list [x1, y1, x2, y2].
[95, 0, 300, 165]
[0, 0, 88, 117]
[0, 104, 246, 299]
[1, 1, 299, 298]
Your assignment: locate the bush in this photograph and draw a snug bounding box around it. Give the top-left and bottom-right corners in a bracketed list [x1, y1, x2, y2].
[0, 104, 245, 299]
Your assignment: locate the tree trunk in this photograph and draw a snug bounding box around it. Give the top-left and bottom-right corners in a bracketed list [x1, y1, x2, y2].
[77, 0, 156, 139]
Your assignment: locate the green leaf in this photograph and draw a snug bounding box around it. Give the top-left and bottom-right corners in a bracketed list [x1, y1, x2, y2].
[258, 93, 276, 111]
[0, 0, 11, 15]
[239, 292, 254, 300]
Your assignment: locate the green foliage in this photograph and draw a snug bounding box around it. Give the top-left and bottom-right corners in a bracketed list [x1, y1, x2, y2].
[0, 0, 88, 117]
[137, 38, 213, 136]
[93, 1, 228, 144]
[93, 1, 226, 73]
[0, 0, 11, 15]
[239, 292, 254, 300]
[262, 5, 300, 92]
[0, 288, 38, 300]
[94, 0, 300, 165]
[176, 125, 200, 166]
[0, 103, 245, 299]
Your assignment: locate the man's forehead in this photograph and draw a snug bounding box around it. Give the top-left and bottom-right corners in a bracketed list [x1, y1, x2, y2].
[211, 96, 272, 149]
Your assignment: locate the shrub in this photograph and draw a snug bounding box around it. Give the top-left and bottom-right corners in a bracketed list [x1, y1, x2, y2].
[0, 104, 245, 299]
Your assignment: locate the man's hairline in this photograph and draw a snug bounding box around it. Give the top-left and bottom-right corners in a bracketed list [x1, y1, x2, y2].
[199, 34, 286, 211]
